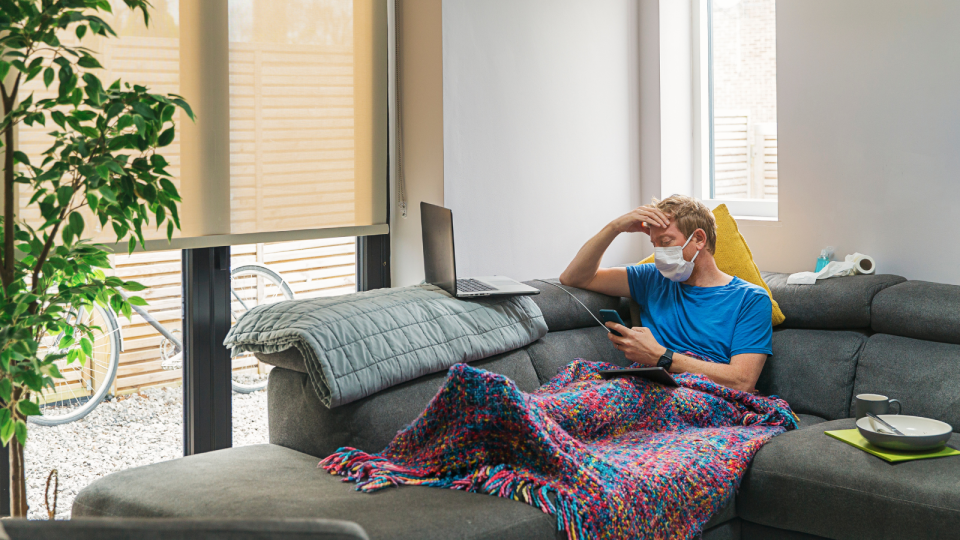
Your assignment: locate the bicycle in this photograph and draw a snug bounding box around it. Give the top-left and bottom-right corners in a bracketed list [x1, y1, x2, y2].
[30, 263, 295, 426]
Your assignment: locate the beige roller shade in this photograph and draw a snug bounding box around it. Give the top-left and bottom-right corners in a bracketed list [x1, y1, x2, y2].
[16, 0, 388, 252]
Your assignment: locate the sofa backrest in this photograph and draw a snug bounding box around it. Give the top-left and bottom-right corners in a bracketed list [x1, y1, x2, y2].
[264, 271, 960, 460]
[756, 272, 904, 420]
[760, 271, 905, 330]
[852, 281, 960, 428]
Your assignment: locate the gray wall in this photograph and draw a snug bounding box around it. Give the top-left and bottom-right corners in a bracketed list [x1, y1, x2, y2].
[441, 0, 642, 281]
[740, 0, 960, 283]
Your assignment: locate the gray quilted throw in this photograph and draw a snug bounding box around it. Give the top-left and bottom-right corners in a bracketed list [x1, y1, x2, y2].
[223, 284, 547, 408]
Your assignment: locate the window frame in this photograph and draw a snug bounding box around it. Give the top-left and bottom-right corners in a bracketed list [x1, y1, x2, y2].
[692, 0, 779, 221]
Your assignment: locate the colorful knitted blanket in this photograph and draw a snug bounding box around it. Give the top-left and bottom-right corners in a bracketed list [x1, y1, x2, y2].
[320, 360, 797, 539]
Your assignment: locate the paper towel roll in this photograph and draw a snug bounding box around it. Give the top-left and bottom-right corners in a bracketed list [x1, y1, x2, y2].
[844, 253, 876, 275]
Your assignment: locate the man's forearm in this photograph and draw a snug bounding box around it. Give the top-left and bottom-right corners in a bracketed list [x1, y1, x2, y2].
[669, 353, 762, 393]
[559, 225, 619, 287]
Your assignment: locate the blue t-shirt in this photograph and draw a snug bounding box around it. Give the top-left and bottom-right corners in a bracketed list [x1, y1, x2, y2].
[626, 264, 773, 364]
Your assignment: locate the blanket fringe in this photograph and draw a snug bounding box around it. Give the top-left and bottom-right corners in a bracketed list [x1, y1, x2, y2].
[320, 449, 589, 540]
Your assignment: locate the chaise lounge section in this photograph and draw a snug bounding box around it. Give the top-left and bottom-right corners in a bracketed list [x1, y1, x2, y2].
[74, 272, 960, 540]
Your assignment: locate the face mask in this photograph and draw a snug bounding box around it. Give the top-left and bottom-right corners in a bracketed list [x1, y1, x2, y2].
[654, 232, 700, 282]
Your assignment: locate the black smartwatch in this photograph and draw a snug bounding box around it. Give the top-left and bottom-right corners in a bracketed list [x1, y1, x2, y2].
[657, 349, 674, 372]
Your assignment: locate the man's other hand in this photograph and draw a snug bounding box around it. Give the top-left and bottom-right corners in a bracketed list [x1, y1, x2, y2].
[609, 206, 671, 236]
[606, 323, 667, 366]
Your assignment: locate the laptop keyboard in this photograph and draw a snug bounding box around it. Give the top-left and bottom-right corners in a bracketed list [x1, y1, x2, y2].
[457, 278, 496, 293]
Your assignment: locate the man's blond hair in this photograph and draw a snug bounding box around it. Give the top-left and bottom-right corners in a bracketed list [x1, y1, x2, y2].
[651, 195, 717, 254]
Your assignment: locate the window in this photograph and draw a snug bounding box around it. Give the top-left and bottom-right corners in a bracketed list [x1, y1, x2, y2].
[695, 0, 777, 219]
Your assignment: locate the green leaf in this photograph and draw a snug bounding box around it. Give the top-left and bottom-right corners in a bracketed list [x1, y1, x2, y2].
[99, 185, 117, 203]
[157, 127, 175, 147]
[122, 281, 146, 292]
[127, 296, 148, 306]
[87, 193, 100, 213]
[132, 114, 145, 135]
[171, 97, 195, 121]
[132, 102, 155, 120]
[160, 104, 175, 123]
[0, 410, 10, 430]
[12, 151, 30, 166]
[150, 154, 169, 169]
[43, 67, 54, 88]
[80, 337, 93, 357]
[0, 380, 9, 403]
[51, 110, 67, 128]
[17, 401, 40, 417]
[77, 55, 103, 69]
[57, 185, 74, 206]
[15, 421, 26, 446]
[128, 236, 136, 255]
[1, 418, 15, 445]
[76, 24, 87, 40]
[69, 211, 85, 237]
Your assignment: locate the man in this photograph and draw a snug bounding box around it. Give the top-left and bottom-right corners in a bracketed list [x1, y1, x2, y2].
[559, 195, 772, 392]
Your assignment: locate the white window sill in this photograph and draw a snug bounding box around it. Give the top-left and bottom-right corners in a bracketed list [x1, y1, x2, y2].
[703, 198, 778, 221]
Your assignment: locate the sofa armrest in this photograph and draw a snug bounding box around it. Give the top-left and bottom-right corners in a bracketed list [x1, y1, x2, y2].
[0, 518, 369, 540]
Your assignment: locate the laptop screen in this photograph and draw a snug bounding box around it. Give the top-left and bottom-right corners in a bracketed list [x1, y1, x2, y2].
[420, 202, 457, 295]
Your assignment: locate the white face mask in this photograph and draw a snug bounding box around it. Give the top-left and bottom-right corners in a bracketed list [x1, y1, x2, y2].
[654, 232, 701, 282]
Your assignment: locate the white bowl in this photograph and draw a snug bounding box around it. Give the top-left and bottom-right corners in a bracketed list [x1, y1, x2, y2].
[856, 415, 953, 452]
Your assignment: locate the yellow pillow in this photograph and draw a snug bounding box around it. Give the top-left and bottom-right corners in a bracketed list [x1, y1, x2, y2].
[637, 204, 785, 326]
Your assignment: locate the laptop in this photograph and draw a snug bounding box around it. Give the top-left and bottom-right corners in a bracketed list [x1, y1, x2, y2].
[421, 202, 540, 298]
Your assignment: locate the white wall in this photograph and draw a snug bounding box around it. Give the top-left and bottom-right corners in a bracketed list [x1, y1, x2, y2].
[441, 0, 642, 281]
[738, 0, 960, 284]
[389, 0, 444, 287]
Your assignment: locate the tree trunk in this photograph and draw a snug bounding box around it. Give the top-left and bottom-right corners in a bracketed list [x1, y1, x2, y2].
[10, 435, 26, 517]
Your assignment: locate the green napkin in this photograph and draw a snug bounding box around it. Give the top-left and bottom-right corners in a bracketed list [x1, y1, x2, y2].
[825, 429, 960, 463]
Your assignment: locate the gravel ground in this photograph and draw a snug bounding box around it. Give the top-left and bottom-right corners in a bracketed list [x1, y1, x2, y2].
[24, 387, 269, 520]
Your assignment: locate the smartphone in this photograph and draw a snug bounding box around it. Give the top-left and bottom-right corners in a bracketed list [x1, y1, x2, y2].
[599, 309, 626, 337]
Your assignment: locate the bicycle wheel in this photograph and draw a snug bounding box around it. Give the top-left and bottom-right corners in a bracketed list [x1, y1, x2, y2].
[229, 264, 295, 393]
[30, 304, 122, 426]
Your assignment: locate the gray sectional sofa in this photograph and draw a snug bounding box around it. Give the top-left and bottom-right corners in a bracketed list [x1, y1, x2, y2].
[74, 272, 960, 540]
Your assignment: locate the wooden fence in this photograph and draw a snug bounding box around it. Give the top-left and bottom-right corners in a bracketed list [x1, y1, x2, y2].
[713, 110, 777, 200]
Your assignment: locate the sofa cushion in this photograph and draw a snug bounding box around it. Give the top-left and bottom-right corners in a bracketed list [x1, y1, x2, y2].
[522, 279, 630, 332]
[73, 444, 561, 540]
[757, 329, 867, 420]
[852, 334, 960, 428]
[740, 522, 829, 540]
[760, 272, 905, 329]
[269, 349, 542, 459]
[738, 418, 960, 540]
[872, 281, 960, 345]
[524, 326, 631, 384]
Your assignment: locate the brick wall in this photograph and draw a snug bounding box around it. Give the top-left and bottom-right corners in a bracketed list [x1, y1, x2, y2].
[712, 0, 776, 124]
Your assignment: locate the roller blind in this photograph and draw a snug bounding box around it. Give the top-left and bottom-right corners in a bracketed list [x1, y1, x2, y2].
[17, 0, 388, 251]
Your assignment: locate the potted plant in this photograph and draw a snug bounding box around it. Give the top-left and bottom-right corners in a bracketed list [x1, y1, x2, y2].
[0, 0, 191, 516]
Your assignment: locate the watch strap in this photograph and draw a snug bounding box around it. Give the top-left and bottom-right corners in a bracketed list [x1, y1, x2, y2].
[657, 349, 674, 371]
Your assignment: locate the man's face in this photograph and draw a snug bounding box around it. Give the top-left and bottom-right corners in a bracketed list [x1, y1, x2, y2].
[649, 219, 701, 261]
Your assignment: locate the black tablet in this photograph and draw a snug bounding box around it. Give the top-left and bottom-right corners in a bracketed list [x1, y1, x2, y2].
[598, 367, 679, 388]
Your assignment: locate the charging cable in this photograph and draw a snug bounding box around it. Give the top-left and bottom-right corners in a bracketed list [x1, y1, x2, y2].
[532, 279, 613, 332]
